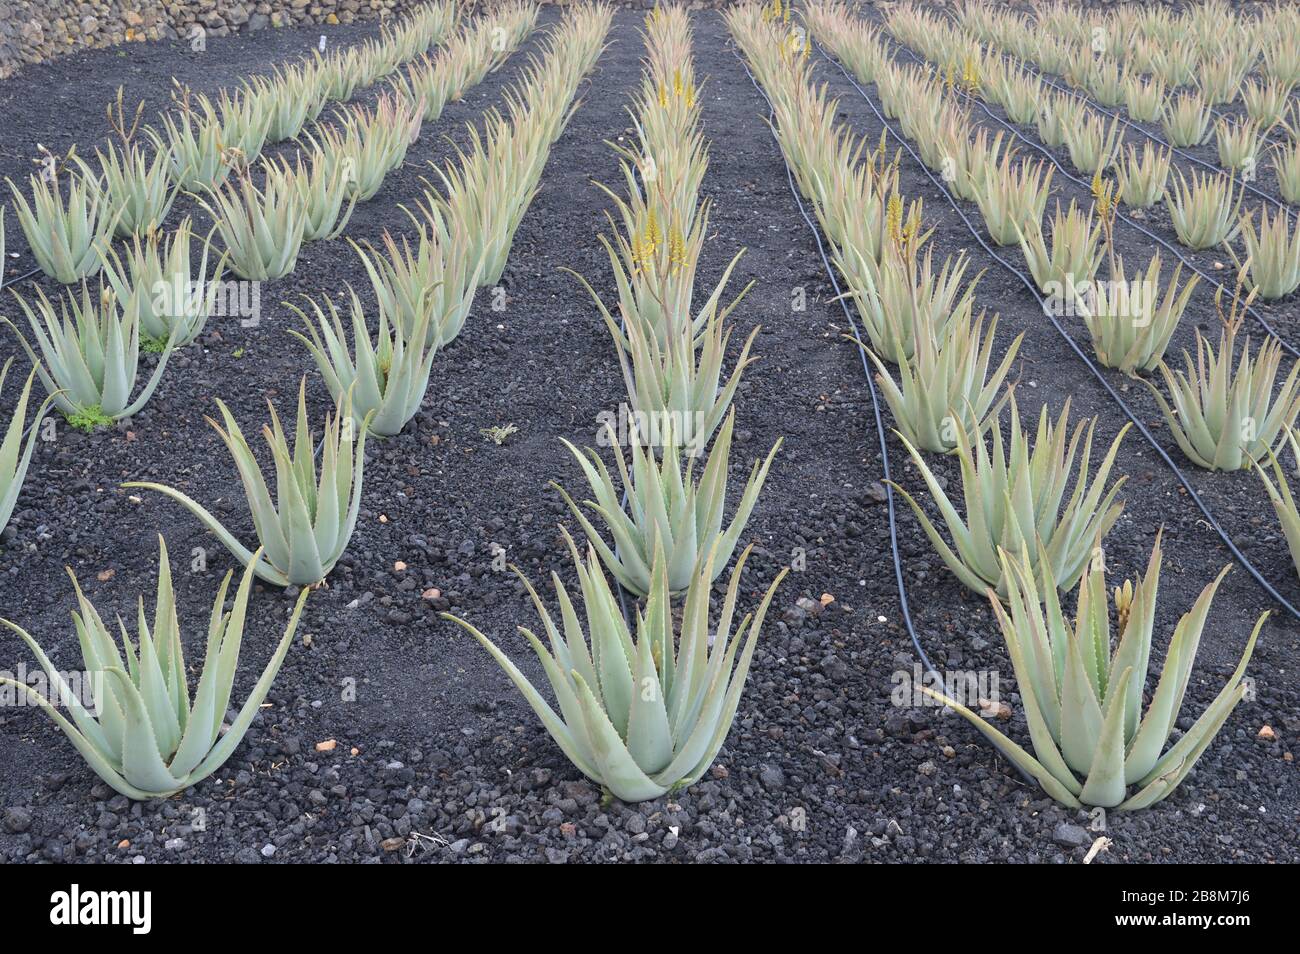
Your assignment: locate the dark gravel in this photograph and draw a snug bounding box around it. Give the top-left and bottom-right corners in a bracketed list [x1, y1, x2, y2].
[0, 8, 1294, 865]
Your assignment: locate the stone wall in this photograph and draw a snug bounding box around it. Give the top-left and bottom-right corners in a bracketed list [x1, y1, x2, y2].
[0, 0, 427, 78]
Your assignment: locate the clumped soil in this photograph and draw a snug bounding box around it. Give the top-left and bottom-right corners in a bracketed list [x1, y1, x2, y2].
[0, 9, 1294, 864]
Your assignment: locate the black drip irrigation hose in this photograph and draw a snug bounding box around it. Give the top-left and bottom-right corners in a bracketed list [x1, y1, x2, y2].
[881, 36, 1300, 364]
[814, 37, 1300, 624]
[731, 47, 945, 690]
[0, 267, 44, 293]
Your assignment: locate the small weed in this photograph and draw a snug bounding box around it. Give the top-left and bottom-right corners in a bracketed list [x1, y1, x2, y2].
[479, 423, 519, 445]
[65, 406, 113, 433]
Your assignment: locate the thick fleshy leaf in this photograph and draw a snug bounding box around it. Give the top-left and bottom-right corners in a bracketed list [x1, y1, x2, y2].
[572, 672, 667, 802]
[1078, 666, 1132, 808]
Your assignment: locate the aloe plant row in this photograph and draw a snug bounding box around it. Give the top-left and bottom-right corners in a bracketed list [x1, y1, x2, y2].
[749, 4, 1022, 459]
[869, 4, 1300, 459]
[286, 3, 595, 443]
[1, 2, 464, 300]
[0, 30, 431, 788]
[203, 3, 538, 282]
[795, 0, 1268, 811]
[389, 1, 539, 122]
[94, 4, 604, 604]
[424, 3, 611, 291]
[454, 4, 785, 805]
[951, 0, 1300, 277]
[560, 2, 773, 593]
[959, 0, 1291, 110]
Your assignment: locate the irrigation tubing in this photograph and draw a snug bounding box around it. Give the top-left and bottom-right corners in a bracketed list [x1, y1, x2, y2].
[879, 36, 1300, 364]
[813, 37, 1300, 624]
[730, 47, 945, 690]
[0, 267, 43, 292]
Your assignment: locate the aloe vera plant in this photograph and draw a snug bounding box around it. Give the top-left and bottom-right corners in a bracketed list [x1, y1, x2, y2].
[317, 46, 367, 103]
[391, 50, 459, 122]
[971, 153, 1054, 247]
[1161, 90, 1213, 147]
[148, 98, 233, 190]
[1017, 199, 1105, 298]
[100, 218, 226, 349]
[1198, 46, 1252, 105]
[952, 126, 1015, 205]
[1262, 34, 1300, 85]
[1151, 37, 1199, 87]
[85, 142, 178, 238]
[837, 242, 980, 365]
[815, 152, 906, 266]
[554, 410, 780, 596]
[276, 151, 356, 243]
[4, 283, 175, 428]
[215, 88, 272, 161]
[1243, 77, 1295, 126]
[1123, 72, 1166, 123]
[289, 286, 438, 438]
[1081, 252, 1199, 375]
[1275, 138, 1300, 204]
[1087, 59, 1125, 108]
[308, 96, 418, 202]
[196, 165, 305, 281]
[1035, 94, 1073, 149]
[1114, 142, 1171, 209]
[1215, 117, 1262, 174]
[354, 36, 399, 87]
[862, 309, 1021, 454]
[893, 398, 1130, 598]
[994, 68, 1042, 125]
[0, 537, 309, 800]
[443, 529, 787, 802]
[6, 169, 119, 283]
[1231, 205, 1300, 301]
[1063, 111, 1124, 175]
[590, 198, 731, 345]
[1147, 295, 1300, 471]
[249, 64, 326, 145]
[599, 292, 757, 456]
[1166, 169, 1243, 250]
[0, 359, 55, 537]
[920, 536, 1265, 810]
[125, 380, 368, 587]
[353, 225, 481, 348]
